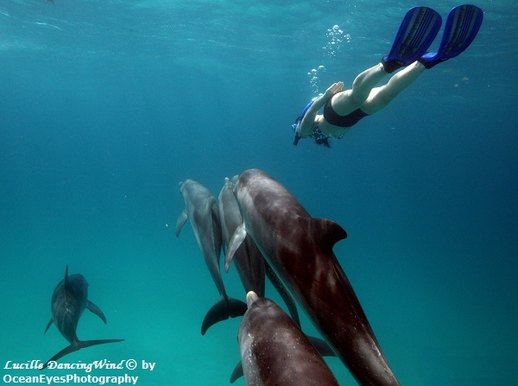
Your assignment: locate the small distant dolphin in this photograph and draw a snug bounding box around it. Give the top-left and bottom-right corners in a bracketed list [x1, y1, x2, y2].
[226, 169, 400, 386]
[177, 179, 246, 334]
[42, 266, 123, 369]
[239, 291, 339, 386]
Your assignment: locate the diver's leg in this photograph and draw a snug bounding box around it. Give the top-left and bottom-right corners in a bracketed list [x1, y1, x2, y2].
[331, 63, 387, 115]
[361, 61, 425, 114]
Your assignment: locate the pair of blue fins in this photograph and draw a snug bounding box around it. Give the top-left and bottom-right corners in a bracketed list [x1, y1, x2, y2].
[382, 4, 483, 72]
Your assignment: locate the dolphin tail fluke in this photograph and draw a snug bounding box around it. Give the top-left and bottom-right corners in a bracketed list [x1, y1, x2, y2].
[201, 295, 247, 335]
[41, 339, 124, 370]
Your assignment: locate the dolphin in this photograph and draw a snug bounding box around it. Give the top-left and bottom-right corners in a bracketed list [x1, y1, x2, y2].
[42, 266, 123, 369]
[219, 176, 301, 322]
[226, 168, 400, 386]
[218, 176, 266, 296]
[219, 176, 335, 383]
[219, 176, 334, 333]
[239, 291, 339, 386]
[176, 179, 246, 334]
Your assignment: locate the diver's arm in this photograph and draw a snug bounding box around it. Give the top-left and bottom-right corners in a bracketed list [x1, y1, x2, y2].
[299, 82, 344, 137]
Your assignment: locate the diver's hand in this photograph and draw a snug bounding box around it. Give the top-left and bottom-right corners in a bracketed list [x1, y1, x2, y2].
[324, 82, 344, 98]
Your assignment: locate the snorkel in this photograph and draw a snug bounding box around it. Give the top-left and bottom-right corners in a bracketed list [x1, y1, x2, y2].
[292, 97, 318, 146]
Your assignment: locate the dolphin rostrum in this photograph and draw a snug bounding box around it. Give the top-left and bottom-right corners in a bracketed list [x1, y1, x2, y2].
[42, 266, 123, 369]
[226, 169, 400, 386]
[239, 291, 339, 386]
[177, 179, 246, 334]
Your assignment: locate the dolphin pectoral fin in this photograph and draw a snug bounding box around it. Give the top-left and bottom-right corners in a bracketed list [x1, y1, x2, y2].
[265, 260, 301, 326]
[40, 339, 124, 370]
[308, 336, 336, 357]
[229, 361, 244, 383]
[175, 210, 188, 237]
[44, 318, 53, 334]
[87, 300, 107, 324]
[225, 223, 247, 272]
[201, 295, 247, 335]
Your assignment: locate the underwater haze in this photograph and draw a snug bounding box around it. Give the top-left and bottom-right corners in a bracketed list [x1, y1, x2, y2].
[1, 0, 517, 385]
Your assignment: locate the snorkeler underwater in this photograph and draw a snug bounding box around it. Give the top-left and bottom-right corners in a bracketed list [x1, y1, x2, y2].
[1, 1, 516, 385]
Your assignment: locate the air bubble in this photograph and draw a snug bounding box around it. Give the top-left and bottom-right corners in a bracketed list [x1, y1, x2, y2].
[307, 64, 326, 94]
[323, 23, 350, 57]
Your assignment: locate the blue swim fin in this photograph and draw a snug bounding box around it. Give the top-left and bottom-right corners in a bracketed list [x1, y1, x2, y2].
[419, 4, 483, 69]
[382, 7, 442, 73]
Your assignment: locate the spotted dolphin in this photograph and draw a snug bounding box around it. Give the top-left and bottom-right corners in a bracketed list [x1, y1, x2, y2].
[226, 168, 400, 386]
[219, 176, 334, 333]
[42, 266, 123, 369]
[219, 176, 301, 323]
[177, 179, 246, 334]
[239, 291, 339, 386]
[218, 176, 265, 297]
[219, 176, 335, 383]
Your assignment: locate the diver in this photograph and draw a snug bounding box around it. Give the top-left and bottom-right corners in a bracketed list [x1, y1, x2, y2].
[292, 4, 483, 148]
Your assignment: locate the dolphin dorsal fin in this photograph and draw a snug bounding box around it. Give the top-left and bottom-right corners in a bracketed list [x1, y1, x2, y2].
[64, 265, 69, 288]
[311, 218, 347, 252]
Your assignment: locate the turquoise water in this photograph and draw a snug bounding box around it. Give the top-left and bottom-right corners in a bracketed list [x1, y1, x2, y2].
[1, 1, 517, 385]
